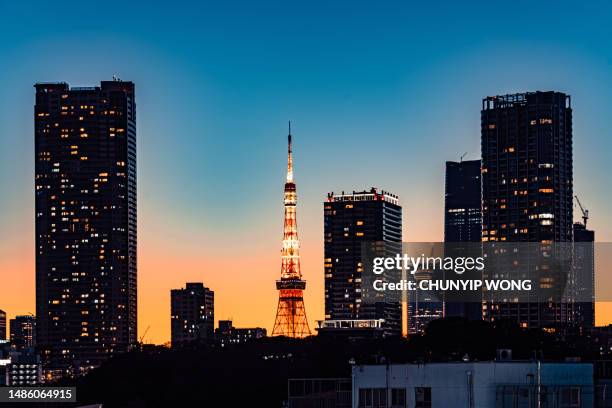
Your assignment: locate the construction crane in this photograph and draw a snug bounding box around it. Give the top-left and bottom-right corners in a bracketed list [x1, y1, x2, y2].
[139, 325, 150, 344]
[574, 195, 589, 227]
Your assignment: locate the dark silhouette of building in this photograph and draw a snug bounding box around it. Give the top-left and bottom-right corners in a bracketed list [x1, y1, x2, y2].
[0, 310, 6, 341]
[574, 222, 595, 329]
[34, 80, 137, 377]
[10, 315, 36, 350]
[444, 159, 482, 321]
[481, 91, 574, 329]
[322, 188, 402, 336]
[215, 320, 266, 347]
[171, 283, 214, 347]
[444, 160, 482, 243]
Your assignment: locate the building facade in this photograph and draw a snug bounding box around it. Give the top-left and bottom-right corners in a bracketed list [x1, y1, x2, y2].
[9, 315, 36, 351]
[480, 92, 574, 329]
[171, 283, 214, 347]
[288, 378, 351, 408]
[352, 362, 594, 408]
[323, 188, 402, 336]
[34, 80, 137, 376]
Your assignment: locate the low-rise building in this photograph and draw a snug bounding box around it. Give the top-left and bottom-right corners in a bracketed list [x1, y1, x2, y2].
[215, 320, 266, 347]
[352, 361, 594, 408]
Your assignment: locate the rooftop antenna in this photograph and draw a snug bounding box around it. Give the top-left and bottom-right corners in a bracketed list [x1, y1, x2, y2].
[460, 152, 468, 162]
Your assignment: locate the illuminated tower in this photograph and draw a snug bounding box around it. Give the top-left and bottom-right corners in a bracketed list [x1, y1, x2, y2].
[272, 124, 311, 338]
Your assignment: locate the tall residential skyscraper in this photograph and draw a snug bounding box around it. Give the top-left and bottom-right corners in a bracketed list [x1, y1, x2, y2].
[34, 80, 137, 376]
[0, 310, 6, 341]
[322, 188, 402, 337]
[481, 92, 573, 243]
[444, 160, 482, 243]
[170, 283, 214, 347]
[10, 315, 36, 350]
[481, 91, 573, 329]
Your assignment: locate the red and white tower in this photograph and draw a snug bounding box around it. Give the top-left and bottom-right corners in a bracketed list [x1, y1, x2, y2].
[272, 123, 311, 338]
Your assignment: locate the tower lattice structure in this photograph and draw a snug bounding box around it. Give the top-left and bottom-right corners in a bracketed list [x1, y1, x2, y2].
[272, 124, 311, 338]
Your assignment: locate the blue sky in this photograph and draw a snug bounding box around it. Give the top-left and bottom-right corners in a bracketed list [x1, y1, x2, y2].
[1, 0, 611, 341]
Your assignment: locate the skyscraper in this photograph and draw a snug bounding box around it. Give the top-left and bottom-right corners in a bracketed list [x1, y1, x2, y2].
[444, 160, 482, 243]
[34, 80, 137, 376]
[9, 315, 36, 350]
[481, 92, 573, 243]
[322, 188, 402, 337]
[444, 159, 482, 321]
[170, 283, 214, 347]
[480, 91, 573, 329]
[0, 310, 6, 341]
[272, 126, 311, 338]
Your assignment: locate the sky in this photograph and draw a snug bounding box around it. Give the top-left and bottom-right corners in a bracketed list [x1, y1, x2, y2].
[0, 0, 611, 344]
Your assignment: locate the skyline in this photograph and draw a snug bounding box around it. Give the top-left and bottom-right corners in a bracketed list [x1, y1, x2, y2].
[1, 1, 612, 344]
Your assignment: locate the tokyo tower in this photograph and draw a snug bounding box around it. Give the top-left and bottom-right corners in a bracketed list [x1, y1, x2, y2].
[271, 123, 311, 338]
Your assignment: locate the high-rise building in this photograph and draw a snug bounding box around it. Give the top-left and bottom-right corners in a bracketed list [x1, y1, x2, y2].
[443, 159, 482, 321]
[34, 80, 137, 376]
[481, 91, 573, 329]
[10, 315, 36, 350]
[271, 126, 311, 338]
[171, 283, 214, 347]
[444, 160, 482, 243]
[0, 310, 6, 341]
[322, 188, 402, 337]
[481, 92, 573, 243]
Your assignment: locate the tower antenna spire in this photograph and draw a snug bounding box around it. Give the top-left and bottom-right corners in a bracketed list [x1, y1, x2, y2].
[286, 121, 294, 183]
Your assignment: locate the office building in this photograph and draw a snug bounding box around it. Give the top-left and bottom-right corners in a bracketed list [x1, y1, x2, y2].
[322, 188, 402, 336]
[34, 80, 137, 376]
[215, 320, 266, 347]
[171, 283, 214, 347]
[481, 92, 574, 329]
[10, 315, 36, 350]
[443, 159, 482, 321]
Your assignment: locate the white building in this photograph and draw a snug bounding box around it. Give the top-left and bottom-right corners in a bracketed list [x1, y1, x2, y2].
[352, 361, 594, 408]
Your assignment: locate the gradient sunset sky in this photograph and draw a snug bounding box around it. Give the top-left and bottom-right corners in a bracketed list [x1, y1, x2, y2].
[1, 1, 611, 344]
